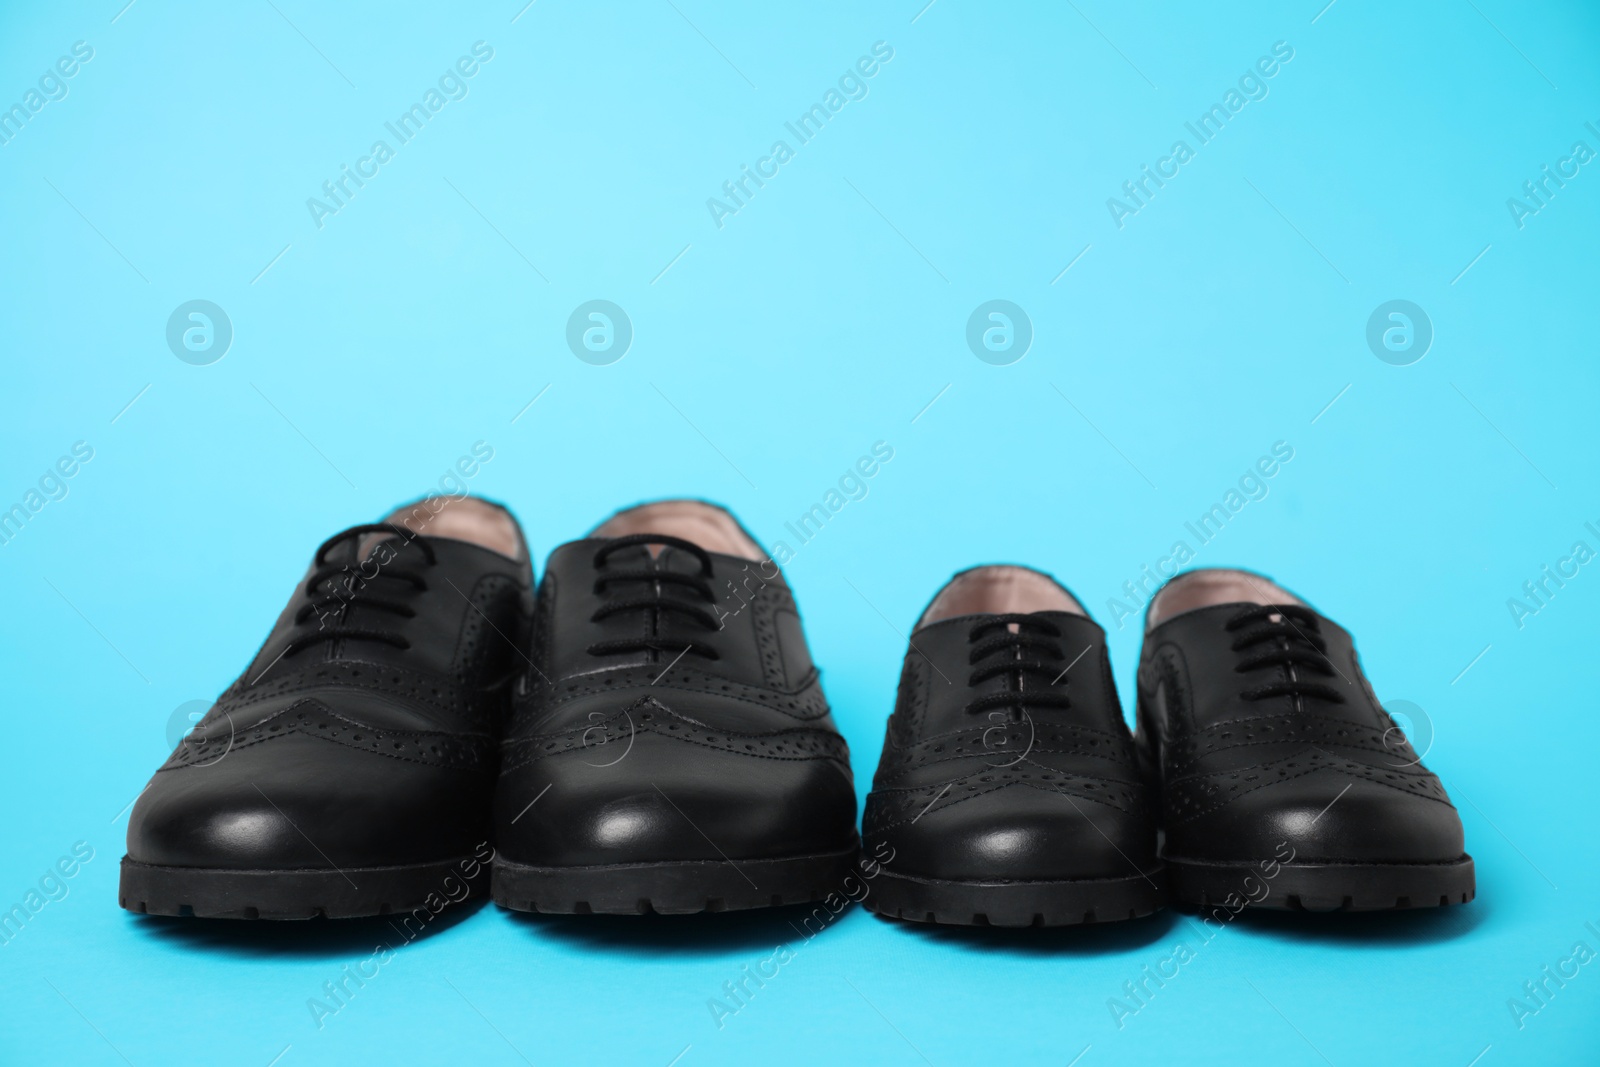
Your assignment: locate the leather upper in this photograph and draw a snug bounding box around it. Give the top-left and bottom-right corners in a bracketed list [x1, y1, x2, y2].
[494, 534, 857, 866]
[1137, 598, 1466, 864]
[863, 585, 1159, 882]
[126, 506, 531, 870]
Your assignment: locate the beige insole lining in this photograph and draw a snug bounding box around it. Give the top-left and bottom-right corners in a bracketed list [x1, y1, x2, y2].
[591, 500, 765, 560]
[917, 566, 1085, 628]
[376, 496, 524, 561]
[1145, 568, 1302, 629]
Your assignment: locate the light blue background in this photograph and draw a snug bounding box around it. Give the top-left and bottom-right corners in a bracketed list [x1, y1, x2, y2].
[2, 1, 1597, 1064]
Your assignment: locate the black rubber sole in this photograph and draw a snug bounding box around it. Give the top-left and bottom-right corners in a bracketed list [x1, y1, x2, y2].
[491, 846, 859, 915]
[861, 865, 1167, 927]
[1167, 854, 1476, 912]
[119, 855, 489, 920]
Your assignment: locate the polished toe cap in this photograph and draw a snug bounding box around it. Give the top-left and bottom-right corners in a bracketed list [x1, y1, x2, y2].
[127, 735, 491, 869]
[867, 781, 1158, 882]
[495, 732, 857, 866]
[1165, 770, 1466, 864]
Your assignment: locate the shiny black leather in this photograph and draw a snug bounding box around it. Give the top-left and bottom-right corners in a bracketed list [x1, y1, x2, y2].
[1138, 595, 1467, 868]
[862, 584, 1160, 888]
[493, 522, 857, 881]
[125, 503, 530, 879]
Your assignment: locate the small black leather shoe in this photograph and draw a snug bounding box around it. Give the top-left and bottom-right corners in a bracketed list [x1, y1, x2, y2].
[1138, 568, 1475, 912]
[120, 496, 531, 919]
[860, 566, 1164, 927]
[492, 501, 858, 915]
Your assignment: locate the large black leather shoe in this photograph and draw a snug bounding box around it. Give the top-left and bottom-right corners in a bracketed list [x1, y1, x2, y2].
[860, 566, 1164, 927]
[1138, 568, 1475, 912]
[491, 500, 858, 915]
[120, 496, 531, 919]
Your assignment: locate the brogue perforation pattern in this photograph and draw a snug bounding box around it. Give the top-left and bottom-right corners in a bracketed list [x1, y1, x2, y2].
[450, 572, 523, 687]
[863, 767, 1146, 836]
[160, 699, 494, 773]
[509, 662, 829, 734]
[498, 699, 849, 773]
[1163, 749, 1452, 827]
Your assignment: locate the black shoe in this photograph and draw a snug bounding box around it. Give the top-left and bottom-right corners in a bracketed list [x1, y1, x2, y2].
[119, 497, 531, 919]
[860, 566, 1165, 927]
[491, 501, 859, 915]
[1138, 568, 1475, 912]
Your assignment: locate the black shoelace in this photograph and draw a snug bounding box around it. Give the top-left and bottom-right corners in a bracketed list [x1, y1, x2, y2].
[963, 614, 1073, 716]
[1225, 603, 1345, 703]
[586, 534, 721, 662]
[283, 523, 436, 657]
